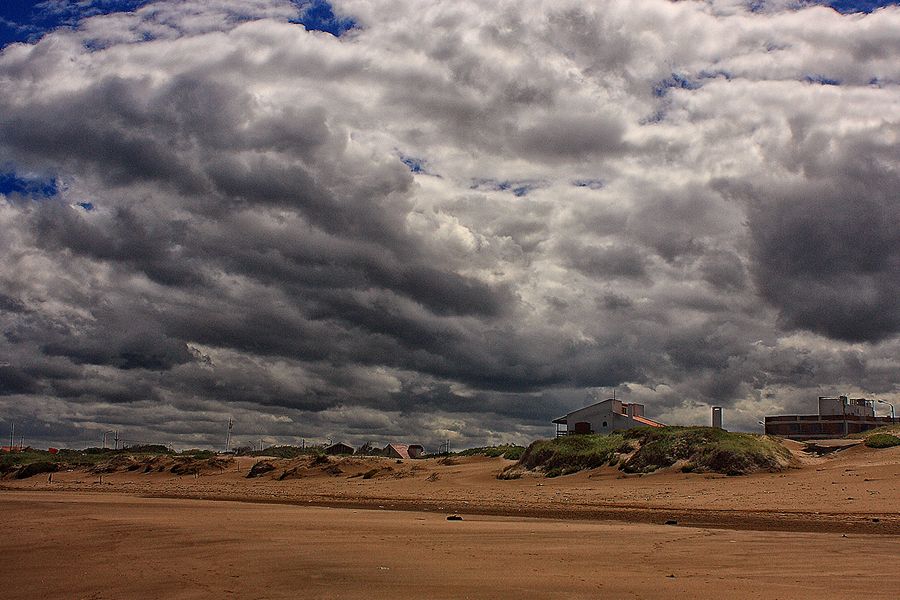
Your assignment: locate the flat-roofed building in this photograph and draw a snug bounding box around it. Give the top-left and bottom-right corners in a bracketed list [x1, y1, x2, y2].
[765, 396, 892, 440]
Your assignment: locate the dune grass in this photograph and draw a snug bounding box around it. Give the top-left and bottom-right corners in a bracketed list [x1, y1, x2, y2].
[864, 433, 900, 449]
[621, 427, 793, 475]
[454, 444, 526, 460]
[513, 434, 631, 477]
[505, 427, 794, 478]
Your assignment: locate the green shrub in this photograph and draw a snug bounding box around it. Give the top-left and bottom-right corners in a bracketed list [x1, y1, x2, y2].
[179, 449, 215, 458]
[865, 433, 900, 449]
[502, 446, 525, 460]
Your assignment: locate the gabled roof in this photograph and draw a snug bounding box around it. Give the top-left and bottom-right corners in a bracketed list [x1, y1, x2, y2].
[325, 442, 354, 452]
[552, 399, 619, 424]
[384, 443, 410, 459]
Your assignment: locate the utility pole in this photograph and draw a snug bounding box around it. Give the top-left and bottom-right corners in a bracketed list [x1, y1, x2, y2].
[114, 430, 119, 450]
[10, 422, 14, 448]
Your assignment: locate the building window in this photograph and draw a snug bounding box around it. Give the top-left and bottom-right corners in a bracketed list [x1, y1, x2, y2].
[602, 421, 607, 427]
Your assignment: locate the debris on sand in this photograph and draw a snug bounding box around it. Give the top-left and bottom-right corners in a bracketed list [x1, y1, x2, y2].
[447, 515, 463, 521]
[14, 461, 59, 480]
[361, 466, 393, 479]
[247, 460, 276, 478]
[322, 464, 344, 476]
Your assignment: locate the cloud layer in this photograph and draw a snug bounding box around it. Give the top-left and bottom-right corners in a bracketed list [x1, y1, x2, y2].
[1, 0, 898, 449]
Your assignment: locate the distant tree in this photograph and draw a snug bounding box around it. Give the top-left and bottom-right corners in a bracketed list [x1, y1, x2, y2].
[356, 442, 381, 456]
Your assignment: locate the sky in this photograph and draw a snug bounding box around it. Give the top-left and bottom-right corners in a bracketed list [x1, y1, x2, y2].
[0, 0, 898, 451]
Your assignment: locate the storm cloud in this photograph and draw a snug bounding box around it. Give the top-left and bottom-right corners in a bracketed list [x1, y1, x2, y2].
[1, 0, 898, 449]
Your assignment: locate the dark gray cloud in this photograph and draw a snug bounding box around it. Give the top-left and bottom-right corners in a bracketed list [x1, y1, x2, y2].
[727, 138, 900, 342]
[1, 0, 899, 449]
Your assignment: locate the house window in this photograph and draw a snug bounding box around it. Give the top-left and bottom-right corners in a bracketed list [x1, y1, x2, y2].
[602, 421, 607, 427]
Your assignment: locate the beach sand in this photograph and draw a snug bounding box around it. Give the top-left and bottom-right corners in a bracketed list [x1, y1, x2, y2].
[2, 442, 899, 598]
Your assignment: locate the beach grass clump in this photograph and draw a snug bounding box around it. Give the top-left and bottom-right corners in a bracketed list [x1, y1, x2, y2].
[455, 444, 526, 460]
[503, 427, 794, 478]
[620, 427, 792, 475]
[864, 433, 900, 449]
[515, 434, 629, 476]
[247, 445, 320, 459]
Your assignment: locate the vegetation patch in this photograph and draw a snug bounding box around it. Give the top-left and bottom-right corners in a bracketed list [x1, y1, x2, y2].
[864, 433, 900, 449]
[503, 427, 795, 478]
[241, 445, 321, 459]
[454, 444, 526, 460]
[621, 427, 792, 475]
[504, 434, 629, 478]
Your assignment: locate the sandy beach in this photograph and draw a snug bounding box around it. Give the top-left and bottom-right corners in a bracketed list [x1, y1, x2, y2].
[2, 491, 899, 600]
[2, 442, 900, 598]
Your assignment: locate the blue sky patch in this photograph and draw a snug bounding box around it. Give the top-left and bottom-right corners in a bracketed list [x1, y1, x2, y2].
[0, 170, 58, 198]
[291, 0, 356, 36]
[0, 1, 150, 48]
[826, 1, 900, 13]
[399, 154, 427, 174]
[652, 73, 702, 98]
[471, 179, 544, 197]
[804, 74, 841, 85]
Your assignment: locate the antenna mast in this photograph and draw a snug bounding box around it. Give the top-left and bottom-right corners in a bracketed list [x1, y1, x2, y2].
[225, 417, 234, 453]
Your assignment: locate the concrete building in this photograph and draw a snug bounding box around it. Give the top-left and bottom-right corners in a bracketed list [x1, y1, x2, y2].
[765, 396, 892, 440]
[552, 399, 664, 436]
[711, 406, 723, 429]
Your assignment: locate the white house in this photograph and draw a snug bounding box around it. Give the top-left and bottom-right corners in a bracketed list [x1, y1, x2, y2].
[552, 399, 664, 436]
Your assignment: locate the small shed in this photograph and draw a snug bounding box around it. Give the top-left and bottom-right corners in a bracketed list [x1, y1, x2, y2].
[383, 443, 411, 459]
[325, 442, 355, 455]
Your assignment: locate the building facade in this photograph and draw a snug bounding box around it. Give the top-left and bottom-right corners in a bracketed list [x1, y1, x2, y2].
[552, 399, 664, 436]
[765, 396, 893, 440]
